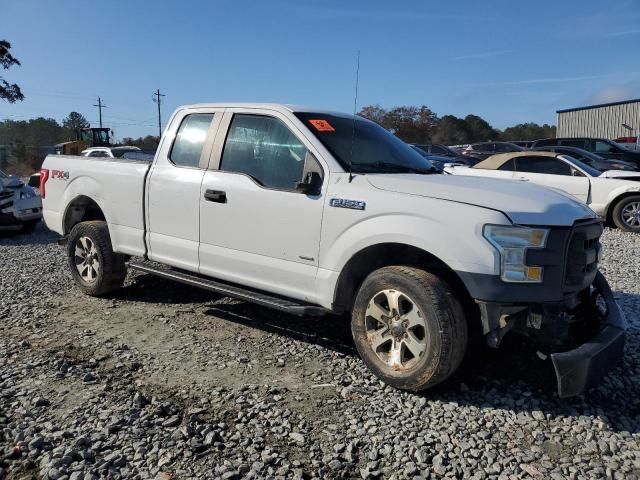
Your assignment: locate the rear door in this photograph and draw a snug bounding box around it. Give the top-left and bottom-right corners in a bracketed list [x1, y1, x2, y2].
[198, 109, 328, 302]
[146, 108, 223, 271]
[513, 156, 590, 202]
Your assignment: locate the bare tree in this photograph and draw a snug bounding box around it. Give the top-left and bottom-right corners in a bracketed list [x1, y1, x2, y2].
[0, 40, 24, 103]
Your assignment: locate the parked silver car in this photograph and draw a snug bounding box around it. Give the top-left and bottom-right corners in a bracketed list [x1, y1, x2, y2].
[0, 170, 42, 232]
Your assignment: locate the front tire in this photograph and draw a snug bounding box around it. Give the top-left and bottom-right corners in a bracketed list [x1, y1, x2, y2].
[612, 195, 640, 233]
[67, 221, 127, 296]
[351, 266, 467, 391]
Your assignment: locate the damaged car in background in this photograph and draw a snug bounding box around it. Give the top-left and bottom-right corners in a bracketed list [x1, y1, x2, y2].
[0, 169, 42, 233]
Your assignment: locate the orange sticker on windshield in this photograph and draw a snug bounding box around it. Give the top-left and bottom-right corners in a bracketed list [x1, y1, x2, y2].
[309, 119, 335, 132]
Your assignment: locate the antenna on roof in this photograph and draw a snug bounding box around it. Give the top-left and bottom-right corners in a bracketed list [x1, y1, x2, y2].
[348, 50, 361, 183]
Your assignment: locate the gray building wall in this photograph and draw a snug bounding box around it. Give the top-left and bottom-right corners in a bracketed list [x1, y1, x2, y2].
[556, 99, 640, 139]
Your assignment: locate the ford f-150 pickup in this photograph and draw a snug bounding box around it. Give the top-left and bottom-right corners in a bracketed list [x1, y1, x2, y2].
[40, 103, 625, 397]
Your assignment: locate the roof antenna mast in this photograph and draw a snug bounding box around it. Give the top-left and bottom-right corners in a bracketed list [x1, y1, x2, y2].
[348, 50, 360, 183]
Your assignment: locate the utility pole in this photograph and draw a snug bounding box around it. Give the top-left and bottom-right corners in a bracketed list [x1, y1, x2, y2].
[93, 96, 107, 128]
[153, 89, 165, 138]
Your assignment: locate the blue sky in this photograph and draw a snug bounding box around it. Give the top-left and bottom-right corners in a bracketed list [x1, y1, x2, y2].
[2, 0, 639, 140]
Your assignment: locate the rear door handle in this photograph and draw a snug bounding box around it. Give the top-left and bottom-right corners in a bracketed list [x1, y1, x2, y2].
[515, 176, 529, 181]
[204, 189, 227, 203]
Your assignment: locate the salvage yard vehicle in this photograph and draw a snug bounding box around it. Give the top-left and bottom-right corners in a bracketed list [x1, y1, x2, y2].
[80, 146, 142, 158]
[532, 146, 638, 172]
[532, 137, 640, 167]
[461, 142, 524, 161]
[40, 103, 625, 397]
[446, 151, 640, 232]
[0, 169, 42, 232]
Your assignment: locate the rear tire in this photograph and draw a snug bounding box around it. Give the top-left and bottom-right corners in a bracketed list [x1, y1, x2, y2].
[67, 221, 127, 296]
[351, 266, 468, 391]
[612, 195, 640, 233]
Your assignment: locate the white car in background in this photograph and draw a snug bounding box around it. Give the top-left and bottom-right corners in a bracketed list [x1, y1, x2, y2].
[0, 170, 42, 232]
[446, 151, 640, 232]
[80, 146, 142, 158]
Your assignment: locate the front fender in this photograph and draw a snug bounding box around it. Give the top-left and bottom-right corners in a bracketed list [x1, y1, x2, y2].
[320, 203, 506, 276]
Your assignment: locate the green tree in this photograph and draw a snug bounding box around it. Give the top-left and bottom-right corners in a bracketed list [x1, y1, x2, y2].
[121, 135, 160, 151]
[358, 104, 439, 143]
[0, 40, 24, 103]
[463, 114, 499, 142]
[62, 111, 90, 137]
[432, 115, 471, 145]
[501, 122, 556, 141]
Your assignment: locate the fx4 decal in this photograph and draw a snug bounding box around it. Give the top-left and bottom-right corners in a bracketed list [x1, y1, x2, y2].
[51, 170, 70, 180]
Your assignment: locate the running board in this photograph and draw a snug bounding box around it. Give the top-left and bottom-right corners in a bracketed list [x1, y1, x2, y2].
[126, 260, 329, 316]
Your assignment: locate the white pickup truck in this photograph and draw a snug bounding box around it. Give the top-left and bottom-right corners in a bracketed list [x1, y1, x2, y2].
[40, 103, 625, 397]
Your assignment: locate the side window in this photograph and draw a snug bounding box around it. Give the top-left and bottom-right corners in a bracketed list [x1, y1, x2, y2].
[90, 151, 107, 157]
[593, 140, 617, 154]
[498, 158, 516, 171]
[495, 143, 514, 152]
[170, 113, 214, 168]
[221, 114, 308, 190]
[431, 145, 446, 155]
[516, 156, 572, 175]
[560, 139, 585, 148]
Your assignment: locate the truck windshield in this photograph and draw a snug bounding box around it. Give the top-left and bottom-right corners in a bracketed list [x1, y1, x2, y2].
[294, 112, 436, 174]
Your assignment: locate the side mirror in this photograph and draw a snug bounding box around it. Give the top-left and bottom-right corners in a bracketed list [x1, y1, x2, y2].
[28, 173, 41, 189]
[296, 171, 323, 195]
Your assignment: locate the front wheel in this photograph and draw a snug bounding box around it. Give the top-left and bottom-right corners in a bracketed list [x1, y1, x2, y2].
[67, 221, 127, 296]
[351, 266, 467, 391]
[612, 195, 640, 233]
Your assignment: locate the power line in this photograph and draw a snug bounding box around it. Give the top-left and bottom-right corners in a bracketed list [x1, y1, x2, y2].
[152, 89, 166, 138]
[93, 97, 107, 128]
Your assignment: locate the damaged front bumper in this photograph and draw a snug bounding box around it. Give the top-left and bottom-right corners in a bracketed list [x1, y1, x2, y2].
[478, 271, 625, 398]
[550, 272, 625, 398]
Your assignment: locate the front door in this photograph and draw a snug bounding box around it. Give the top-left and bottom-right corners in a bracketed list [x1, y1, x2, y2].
[199, 111, 327, 302]
[513, 156, 590, 203]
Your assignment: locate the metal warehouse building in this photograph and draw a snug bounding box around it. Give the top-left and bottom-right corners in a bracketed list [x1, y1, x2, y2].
[556, 98, 640, 139]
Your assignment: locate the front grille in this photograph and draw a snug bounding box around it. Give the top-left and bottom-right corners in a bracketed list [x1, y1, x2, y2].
[564, 220, 602, 289]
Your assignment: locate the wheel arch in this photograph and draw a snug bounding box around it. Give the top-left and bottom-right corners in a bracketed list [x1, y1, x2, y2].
[332, 242, 476, 317]
[605, 191, 640, 226]
[62, 195, 107, 234]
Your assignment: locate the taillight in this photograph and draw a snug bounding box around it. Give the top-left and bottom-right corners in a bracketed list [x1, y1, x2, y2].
[40, 168, 50, 199]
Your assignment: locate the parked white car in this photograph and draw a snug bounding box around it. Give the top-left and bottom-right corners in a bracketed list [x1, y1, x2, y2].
[80, 146, 142, 158]
[446, 152, 640, 232]
[0, 170, 42, 232]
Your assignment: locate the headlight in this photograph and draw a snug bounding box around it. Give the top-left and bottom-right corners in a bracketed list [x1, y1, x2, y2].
[483, 225, 549, 283]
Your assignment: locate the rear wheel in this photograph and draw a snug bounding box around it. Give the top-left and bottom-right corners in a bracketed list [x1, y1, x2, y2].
[612, 195, 640, 233]
[351, 266, 467, 391]
[67, 221, 127, 296]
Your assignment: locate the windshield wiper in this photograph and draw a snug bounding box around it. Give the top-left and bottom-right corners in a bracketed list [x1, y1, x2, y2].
[350, 161, 438, 175]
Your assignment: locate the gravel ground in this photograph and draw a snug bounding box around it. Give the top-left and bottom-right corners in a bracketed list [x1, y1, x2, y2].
[0, 224, 639, 480]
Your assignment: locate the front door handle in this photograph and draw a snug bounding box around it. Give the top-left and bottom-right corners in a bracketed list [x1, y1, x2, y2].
[204, 189, 227, 203]
[515, 176, 529, 181]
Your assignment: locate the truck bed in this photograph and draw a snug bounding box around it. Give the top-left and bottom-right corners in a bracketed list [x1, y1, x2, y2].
[41, 154, 151, 257]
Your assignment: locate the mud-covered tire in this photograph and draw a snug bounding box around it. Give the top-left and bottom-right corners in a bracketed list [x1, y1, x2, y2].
[351, 266, 467, 391]
[67, 221, 127, 296]
[612, 195, 640, 233]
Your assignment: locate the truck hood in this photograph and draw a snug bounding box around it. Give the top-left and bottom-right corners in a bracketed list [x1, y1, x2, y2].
[366, 174, 596, 226]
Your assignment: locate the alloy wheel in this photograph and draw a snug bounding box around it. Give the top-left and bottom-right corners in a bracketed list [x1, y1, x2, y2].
[74, 236, 100, 283]
[364, 289, 428, 371]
